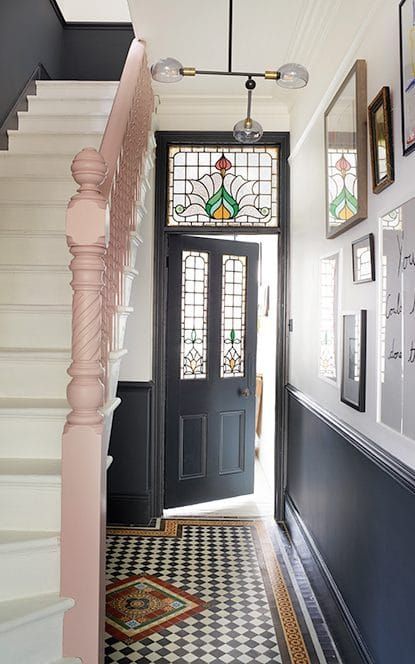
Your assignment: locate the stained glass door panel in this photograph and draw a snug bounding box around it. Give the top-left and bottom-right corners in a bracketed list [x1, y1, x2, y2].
[167, 145, 279, 228]
[166, 235, 258, 508]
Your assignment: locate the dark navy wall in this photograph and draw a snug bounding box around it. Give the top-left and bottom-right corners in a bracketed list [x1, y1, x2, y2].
[0, 0, 133, 132]
[0, 0, 63, 127]
[107, 382, 154, 525]
[62, 25, 134, 81]
[286, 385, 415, 664]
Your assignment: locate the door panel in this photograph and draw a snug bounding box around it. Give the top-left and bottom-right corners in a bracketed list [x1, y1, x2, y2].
[165, 235, 258, 508]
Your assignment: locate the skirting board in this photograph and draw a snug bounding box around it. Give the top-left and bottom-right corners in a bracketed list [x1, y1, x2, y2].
[285, 496, 373, 664]
[107, 493, 152, 526]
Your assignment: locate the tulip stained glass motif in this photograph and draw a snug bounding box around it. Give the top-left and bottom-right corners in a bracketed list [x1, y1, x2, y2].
[180, 251, 208, 380]
[168, 145, 278, 227]
[328, 149, 358, 226]
[221, 255, 247, 378]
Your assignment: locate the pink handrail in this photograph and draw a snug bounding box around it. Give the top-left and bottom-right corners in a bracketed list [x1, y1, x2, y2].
[61, 39, 154, 664]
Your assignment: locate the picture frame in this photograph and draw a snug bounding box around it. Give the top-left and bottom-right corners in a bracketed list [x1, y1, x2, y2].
[399, 0, 415, 156]
[368, 87, 394, 193]
[325, 60, 368, 239]
[341, 310, 367, 412]
[352, 233, 375, 283]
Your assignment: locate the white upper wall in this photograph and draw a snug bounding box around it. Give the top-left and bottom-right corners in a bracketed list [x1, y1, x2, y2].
[56, 0, 130, 22]
[289, 0, 415, 469]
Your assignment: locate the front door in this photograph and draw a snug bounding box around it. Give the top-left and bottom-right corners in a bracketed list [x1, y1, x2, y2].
[165, 235, 258, 508]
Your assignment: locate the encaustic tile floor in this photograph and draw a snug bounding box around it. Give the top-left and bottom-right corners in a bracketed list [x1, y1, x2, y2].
[105, 518, 342, 663]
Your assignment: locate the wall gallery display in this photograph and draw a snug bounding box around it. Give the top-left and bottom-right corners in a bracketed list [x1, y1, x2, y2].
[341, 310, 367, 411]
[399, 0, 415, 156]
[352, 233, 375, 283]
[380, 199, 415, 438]
[368, 86, 394, 193]
[325, 60, 368, 239]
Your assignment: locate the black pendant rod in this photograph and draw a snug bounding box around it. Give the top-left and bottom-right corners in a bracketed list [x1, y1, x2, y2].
[228, 0, 233, 73]
[194, 70, 269, 78]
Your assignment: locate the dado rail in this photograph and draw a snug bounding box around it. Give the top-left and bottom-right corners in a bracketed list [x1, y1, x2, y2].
[61, 39, 154, 663]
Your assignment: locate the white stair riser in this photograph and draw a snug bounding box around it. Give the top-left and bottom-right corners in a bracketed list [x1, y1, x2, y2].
[0, 155, 74, 178]
[0, 416, 65, 459]
[28, 97, 114, 115]
[0, 236, 69, 265]
[0, 180, 75, 203]
[0, 358, 69, 399]
[7, 132, 102, 154]
[0, 482, 60, 531]
[0, 205, 66, 232]
[0, 271, 71, 306]
[18, 114, 108, 133]
[36, 81, 118, 98]
[0, 309, 71, 348]
[0, 607, 64, 664]
[0, 542, 59, 600]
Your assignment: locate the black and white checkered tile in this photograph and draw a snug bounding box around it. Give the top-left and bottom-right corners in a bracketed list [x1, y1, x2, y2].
[105, 524, 283, 663]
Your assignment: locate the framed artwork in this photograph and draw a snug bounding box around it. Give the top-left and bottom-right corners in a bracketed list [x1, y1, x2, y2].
[368, 87, 394, 193]
[399, 0, 415, 156]
[341, 310, 367, 411]
[325, 60, 368, 239]
[352, 233, 375, 283]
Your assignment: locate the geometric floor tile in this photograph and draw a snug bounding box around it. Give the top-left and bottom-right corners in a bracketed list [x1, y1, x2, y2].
[106, 573, 207, 644]
[105, 518, 327, 663]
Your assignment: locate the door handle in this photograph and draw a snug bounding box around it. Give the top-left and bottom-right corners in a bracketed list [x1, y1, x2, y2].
[239, 387, 250, 398]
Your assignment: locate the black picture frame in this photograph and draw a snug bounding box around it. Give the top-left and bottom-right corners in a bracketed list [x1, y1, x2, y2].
[341, 310, 367, 411]
[352, 233, 375, 283]
[368, 87, 394, 193]
[399, 0, 415, 156]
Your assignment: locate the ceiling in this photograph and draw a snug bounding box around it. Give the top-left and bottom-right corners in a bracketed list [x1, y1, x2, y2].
[56, 0, 130, 22]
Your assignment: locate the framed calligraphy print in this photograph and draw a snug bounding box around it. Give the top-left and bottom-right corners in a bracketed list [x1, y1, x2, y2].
[380, 198, 415, 437]
[325, 60, 368, 239]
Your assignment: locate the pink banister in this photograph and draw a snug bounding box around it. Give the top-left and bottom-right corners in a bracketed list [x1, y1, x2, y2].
[61, 38, 154, 664]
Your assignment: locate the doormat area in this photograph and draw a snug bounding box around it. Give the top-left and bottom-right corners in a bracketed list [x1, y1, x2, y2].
[105, 519, 315, 663]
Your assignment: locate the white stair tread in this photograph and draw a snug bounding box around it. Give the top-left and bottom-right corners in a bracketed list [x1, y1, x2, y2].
[0, 458, 61, 477]
[0, 593, 73, 633]
[0, 530, 59, 551]
[0, 397, 68, 413]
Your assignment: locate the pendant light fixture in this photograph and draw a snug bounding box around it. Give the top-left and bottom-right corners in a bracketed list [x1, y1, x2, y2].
[151, 1, 309, 143]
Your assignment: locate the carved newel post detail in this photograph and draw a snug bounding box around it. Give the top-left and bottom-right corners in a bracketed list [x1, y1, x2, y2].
[66, 148, 108, 429]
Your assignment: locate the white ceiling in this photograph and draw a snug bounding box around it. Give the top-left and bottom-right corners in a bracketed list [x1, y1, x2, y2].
[56, 0, 130, 22]
[129, 0, 307, 99]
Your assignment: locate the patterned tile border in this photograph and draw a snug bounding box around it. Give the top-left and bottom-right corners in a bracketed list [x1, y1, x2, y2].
[108, 518, 311, 664]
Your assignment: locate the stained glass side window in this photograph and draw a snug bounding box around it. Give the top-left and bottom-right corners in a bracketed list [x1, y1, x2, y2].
[319, 254, 339, 381]
[180, 251, 208, 380]
[221, 255, 247, 378]
[168, 145, 278, 228]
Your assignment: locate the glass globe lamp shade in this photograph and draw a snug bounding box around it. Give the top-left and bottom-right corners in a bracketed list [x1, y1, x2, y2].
[277, 63, 309, 89]
[233, 118, 263, 144]
[151, 57, 183, 83]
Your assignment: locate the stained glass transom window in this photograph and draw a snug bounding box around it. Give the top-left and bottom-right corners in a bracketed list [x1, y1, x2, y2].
[319, 254, 339, 381]
[328, 148, 358, 228]
[168, 145, 278, 228]
[180, 251, 208, 380]
[221, 255, 247, 378]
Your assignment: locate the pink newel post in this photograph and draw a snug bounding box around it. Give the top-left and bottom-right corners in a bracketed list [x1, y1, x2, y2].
[61, 148, 108, 664]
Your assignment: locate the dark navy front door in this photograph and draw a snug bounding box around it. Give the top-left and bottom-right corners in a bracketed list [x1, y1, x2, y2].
[165, 235, 258, 508]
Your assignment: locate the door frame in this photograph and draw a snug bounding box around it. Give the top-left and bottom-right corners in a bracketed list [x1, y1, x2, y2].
[152, 130, 290, 521]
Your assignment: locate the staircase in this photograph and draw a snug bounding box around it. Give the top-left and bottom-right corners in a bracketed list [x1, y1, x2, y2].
[0, 80, 119, 664]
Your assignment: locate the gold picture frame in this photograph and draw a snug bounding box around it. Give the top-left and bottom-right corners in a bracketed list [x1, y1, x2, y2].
[368, 87, 394, 194]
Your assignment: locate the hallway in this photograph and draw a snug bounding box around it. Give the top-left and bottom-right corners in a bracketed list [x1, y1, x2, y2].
[105, 518, 341, 663]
